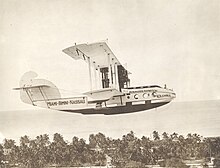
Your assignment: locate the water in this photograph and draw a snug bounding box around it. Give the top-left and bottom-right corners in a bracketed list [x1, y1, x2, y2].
[0, 100, 220, 143]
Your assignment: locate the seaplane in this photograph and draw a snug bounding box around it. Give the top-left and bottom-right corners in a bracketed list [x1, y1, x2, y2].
[14, 42, 176, 115]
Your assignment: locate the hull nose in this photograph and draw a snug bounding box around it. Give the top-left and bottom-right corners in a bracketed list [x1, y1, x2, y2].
[171, 91, 176, 99]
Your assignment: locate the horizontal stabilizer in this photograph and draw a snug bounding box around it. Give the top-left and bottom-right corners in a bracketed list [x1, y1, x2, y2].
[13, 84, 50, 90]
[15, 71, 61, 105]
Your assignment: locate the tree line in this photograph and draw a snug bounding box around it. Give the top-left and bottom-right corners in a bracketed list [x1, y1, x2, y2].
[0, 131, 220, 168]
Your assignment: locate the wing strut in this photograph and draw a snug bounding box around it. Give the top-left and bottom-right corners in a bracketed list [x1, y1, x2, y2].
[73, 47, 93, 90]
[38, 87, 50, 108]
[24, 88, 35, 106]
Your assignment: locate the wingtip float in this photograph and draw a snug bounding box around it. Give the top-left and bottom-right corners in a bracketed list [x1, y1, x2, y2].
[14, 42, 176, 115]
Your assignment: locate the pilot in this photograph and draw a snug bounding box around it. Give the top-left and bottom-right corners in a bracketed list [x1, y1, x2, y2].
[164, 84, 167, 89]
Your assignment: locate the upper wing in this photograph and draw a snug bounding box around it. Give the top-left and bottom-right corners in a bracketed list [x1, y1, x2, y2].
[62, 42, 123, 69]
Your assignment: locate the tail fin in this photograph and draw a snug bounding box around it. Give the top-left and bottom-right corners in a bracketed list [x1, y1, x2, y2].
[14, 71, 61, 107]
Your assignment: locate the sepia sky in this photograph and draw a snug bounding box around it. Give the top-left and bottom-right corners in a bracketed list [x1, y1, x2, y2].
[0, 0, 220, 111]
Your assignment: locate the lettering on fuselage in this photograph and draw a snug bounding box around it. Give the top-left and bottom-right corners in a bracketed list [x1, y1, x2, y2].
[152, 92, 171, 98]
[127, 89, 171, 99]
[47, 99, 86, 107]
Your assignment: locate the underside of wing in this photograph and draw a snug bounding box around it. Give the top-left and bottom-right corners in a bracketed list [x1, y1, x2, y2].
[63, 42, 122, 69]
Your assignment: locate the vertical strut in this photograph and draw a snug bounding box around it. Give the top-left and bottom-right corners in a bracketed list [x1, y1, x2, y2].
[88, 57, 92, 90]
[97, 66, 101, 89]
[115, 63, 119, 90]
[93, 62, 97, 89]
[108, 53, 112, 88]
[112, 58, 115, 89]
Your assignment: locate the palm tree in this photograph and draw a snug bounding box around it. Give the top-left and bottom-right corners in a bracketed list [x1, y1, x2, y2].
[170, 132, 178, 140]
[35, 134, 50, 167]
[19, 135, 31, 166]
[162, 132, 169, 140]
[3, 139, 19, 165]
[0, 144, 4, 165]
[152, 131, 160, 141]
[50, 133, 68, 166]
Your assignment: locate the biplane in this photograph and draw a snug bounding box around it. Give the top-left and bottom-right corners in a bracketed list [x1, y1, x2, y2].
[14, 42, 176, 115]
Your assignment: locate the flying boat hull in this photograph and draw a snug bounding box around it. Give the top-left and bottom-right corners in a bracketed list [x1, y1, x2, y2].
[61, 101, 170, 115]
